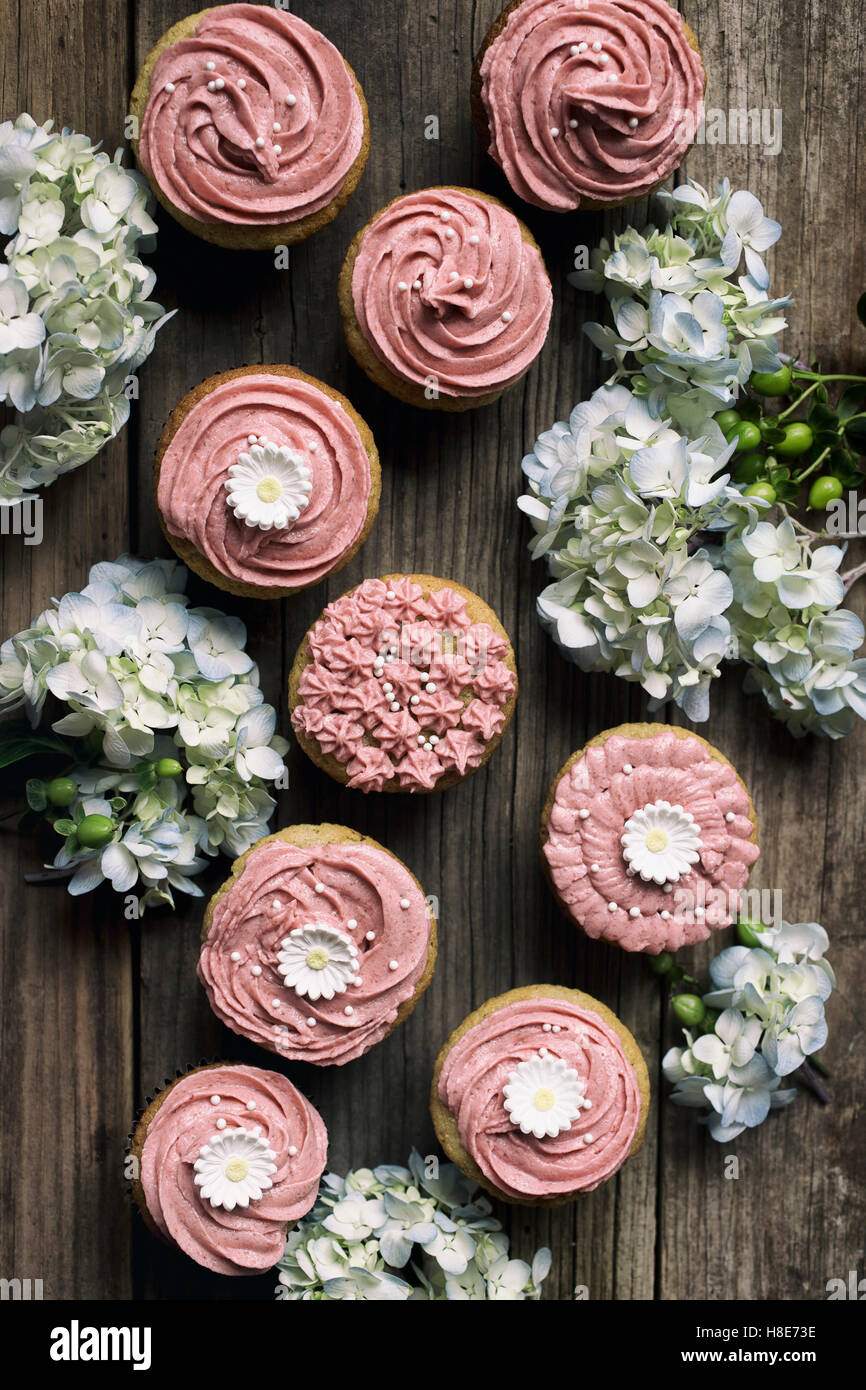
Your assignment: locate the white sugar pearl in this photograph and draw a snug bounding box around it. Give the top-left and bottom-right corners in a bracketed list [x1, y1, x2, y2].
[608, 902, 618, 913]
[502, 311, 512, 322]
[344, 1005, 354, 1016]
[272, 898, 281, 910]
[552, 1025, 561, 1034]
[164, 82, 175, 93]
[551, 127, 560, 137]
[382, 682, 394, 693]
[543, 1023, 552, 1032]
[307, 1017, 317, 1027]
[663, 883, 673, 894]
[463, 278, 474, 289]
[623, 763, 633, 774]
[578, 42, 588, 52]
[347, 919, 358, 929]
[695, 906, 705, 919]
[440, 211, 451, 221]
[210, 1094, 221, 1105]
[598, 53, 610, 66]
[444, 227, 454, 239]
[607, 72, 618, 82]
[248, 434, 257, 444]
[247, 1100, 256, 1110]
[579, 808, 590, 820]
[413, 279, 422, 289]
[592, 41, 602, 52]
[230, 951, 240, 962]
[570, 44, 579, 55]
[238, 78, 246, 89]
[400, 898, 410, 909]
[429, 734, 439, 746]
[410, 695, 420, 706]
[273, 122, 281, 132]
[386, 590, 396, 600]
[315, 882, 325, 893]
[397, 281, 407, 291]
[425, 682, 436, 693]
[569, 119, 578, 129]
[274, 145, 282, 155]
[207, 81, 216, 92]
[216, 1118, 226, 1129]
[417, 734, 426, 746]
[286, 93, 296, 105]
[584, 1133, 595, 1145]
[288, 1145, 297, 1155]
[255, 137, 265, 148]
[725, 811, 735, 822]
[539, 1047, 548, 1058]
[583, 1098, 592, 1109]
[366, 930, 375, 941]
[628, 117, 639, 129]
[215, 78, 225, 90]
[251, 965, 262, 976]
[629, 907, 641, 918]
[308, 442, 318, 453]
[390, 701, 400, 712]
[661, 909, 670, 920]
[469, 234, 479, 244]
[206, 61, 215, 70]
[590, 863, 600, 873]
[271, 998, 281, 1009]
[389, 960, 399, 971]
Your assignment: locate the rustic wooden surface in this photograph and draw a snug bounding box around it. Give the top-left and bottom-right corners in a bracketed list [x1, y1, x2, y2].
[1, 0, 864, 1302]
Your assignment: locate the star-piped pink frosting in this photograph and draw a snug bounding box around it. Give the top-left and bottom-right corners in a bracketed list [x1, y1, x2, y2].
[291, 578, 517, 792]
[543, 731, 760, 953]
[198, 837, 433, 1065]
[438, 996, 641, 1197]
[139, 1064, 327, 1275]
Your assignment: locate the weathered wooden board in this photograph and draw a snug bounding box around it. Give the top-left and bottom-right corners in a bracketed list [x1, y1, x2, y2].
[1, 0, 863, 1302]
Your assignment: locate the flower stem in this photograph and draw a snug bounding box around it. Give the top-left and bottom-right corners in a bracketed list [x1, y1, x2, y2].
[797, 1060, 832, 1105]
[842, 559, 866, 594]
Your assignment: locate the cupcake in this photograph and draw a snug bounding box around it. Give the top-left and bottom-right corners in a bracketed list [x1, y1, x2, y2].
[289, 574, 518, 792]
[130, 1062, 327, 1275]
[338, 186, 552, 410]
[155, 366, 380, 598]
[472, 0, 705, 212]
[431, 985, 649, 1205]
[130, 4, 369, 249]
[540, 724, 760, 954]
[199, 825, 438, 1065]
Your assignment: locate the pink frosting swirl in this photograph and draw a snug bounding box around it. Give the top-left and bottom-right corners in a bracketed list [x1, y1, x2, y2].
[291, 578, 516, 792]
[543, 731, 759, 953]
[198, 837, 433, 1065]
[479, 0, 704, 211]
[139, 4, 364, 226]
[438, 996, 641, 1197]
[350, 188, 551, 397]
[139, 1064, 327, 1275]
[157, 372, 372, 590]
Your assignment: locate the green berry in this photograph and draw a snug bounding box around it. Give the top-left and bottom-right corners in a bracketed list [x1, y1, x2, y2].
[156, 757, 183, 779]
[737, 919, 763, 948]
[714, 408, 742, 434]
[749, 365, 792, 397]
[807, 475, 844, 511]
[77, 813, 115, 849]
[733, 452, 766, 485]
[776, 422, 814, 457]
[672, 993, 706, 1027]
[650, 950, 674, 975]
[726, 421, 762, 454]
[46, 776, 77, 807]
[743, 481, 777, 504]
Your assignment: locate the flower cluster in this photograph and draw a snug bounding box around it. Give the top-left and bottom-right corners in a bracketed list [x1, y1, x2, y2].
[518, 381, 757, 721]
[0, 114, 173, 500]
[571, 178, 789, 434]
[663, 922, 835, 1142]
[0, 556, 287, 910]
[275, 1150, 551, 1301]
[519, 178, 866, 737]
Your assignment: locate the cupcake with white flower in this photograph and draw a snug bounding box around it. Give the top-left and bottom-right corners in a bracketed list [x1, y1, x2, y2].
[130, 1062, 328, 1275]
[431, 985, 650, 1204]
[198, 824, 437, 1065]
[540, 724, 760, 955]
[155, 366, 380, 598]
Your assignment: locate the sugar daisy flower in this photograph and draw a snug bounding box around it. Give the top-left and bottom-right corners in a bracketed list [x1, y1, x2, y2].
[225, 437, 313, 530]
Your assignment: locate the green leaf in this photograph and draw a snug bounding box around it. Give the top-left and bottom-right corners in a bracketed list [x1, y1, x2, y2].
[857, 292, 866, 329]
[837, 384, 866, 421]
[844, 415, 866, 451]
[760, 427, 786, 446]
[807, 404, 839, 432]
[25, 778, 47, 811]
[52, 818, 75, 836]
[0, 725, 73, 771]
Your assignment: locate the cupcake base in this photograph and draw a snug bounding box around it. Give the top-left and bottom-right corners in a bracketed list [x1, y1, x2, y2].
[430, 984, 650, 1207]
[337, 187, 547, 411]
[129, 7, 370, 250]
[154, 364, 381, 599]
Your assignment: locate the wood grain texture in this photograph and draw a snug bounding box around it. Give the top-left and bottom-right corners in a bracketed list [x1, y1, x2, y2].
[1, 0, 864, 1302]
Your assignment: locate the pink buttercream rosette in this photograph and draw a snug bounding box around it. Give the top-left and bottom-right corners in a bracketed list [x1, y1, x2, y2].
[290, 576, 518, 793]
[136, 1064, 327, 1276]
[542, 728, 759, 953]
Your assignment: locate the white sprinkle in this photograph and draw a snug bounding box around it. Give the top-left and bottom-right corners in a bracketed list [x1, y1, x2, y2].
[315, 882, 325, 893]
[579, 808, 590, 820]
[286, 93, 296, 105]
[429, 734, 439, 746]
[397, 281, 408, 291]
[410, 695, 420, 706]
[425, 682, 436, 693]
[307, 1017, 317, 1027]
[271, 998, 281, 1009]
[539, 1047, 548, 1058]
[390, 701, 400, 712]
[725, 811, 735, 822]
[584, 1133, 595, 1145]
[464, 277, 474, 289]
[255, 137, 265, 148]
[216, 1117, 226, 1129]
[663, 883, 673, 894]
[366, 930, 376, 941]
[623, 763, 633, 774]
[695, 906, 705, 919]
[440, 211, 451, 221]
[247, 1100, 256, 1111]
[590, 863, 600, 873]
[274, 145, 282, 155]
[583, 1098, 592, 1110]
[607, 71, 617, 82]
[661, 909, 670, 920]
[308, 442, 318, 453]
[569, 119, 578, 129]
[550, 127, 560, 138]
[417, 734, 426, 746]
[382, 682, 394, 693]
[628, 117, 639, 129]
[388, 960, 399, 971]
[599, 53, 610, 66]
[206, 60, 215, 70]
[272, 898, 281, 910]
[444, 227, 454, 239]
[570, 44, 579, 55]
[413, 279, 422, 289]
[469, 234, 479, 244]
[578, 42, 588, 52]
[230, 951, 241, 962]
[210, 1094, 221, 1105]
[247, 434, 257, 444]
[207, 82, 216, 92]
[273, 122, 281, 132]
[449, 270, 459, 280]
[629, 906, 640, 918]
[592, 41, 602, 52]
[502, 311, 512, 322]
[288, 1144, 297, 1155]
[543, 1023, 552, 1032]
[608, 901, 618, 912]
[347, 919, 358, 929]
[238, 78, 246, 89]
[251, 965, 262, 977]
[215, 77, 225, 90]
[386, 590, 396, 600]
[164, 82, 175, 93]
[344, 1005, 354, 1016]
[400, 898, 410, 909]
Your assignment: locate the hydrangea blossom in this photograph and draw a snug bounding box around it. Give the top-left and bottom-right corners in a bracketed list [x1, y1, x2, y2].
[275, 1150, 552, 1301]
[0, 114, 173, 500]
[0, 556, 288, 910]
[663, 921, 835, 1141]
